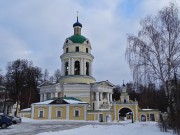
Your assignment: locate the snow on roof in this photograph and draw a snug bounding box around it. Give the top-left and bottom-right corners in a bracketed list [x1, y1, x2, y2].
[32, 97, 87, 105]
[33, 100, 54, 105]
[21, 108, 31, 112]
[142, 109, 153, 111]
[63, 99, 87, 104]
[141, 109, 159, 111]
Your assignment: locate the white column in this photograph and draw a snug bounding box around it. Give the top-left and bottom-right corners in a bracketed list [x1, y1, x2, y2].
[136, 104, 138, 121]
[84, 105, 87, 120]
[107, 93, 109, 103]
[44, 93, 47, 101]
[61, 61, 64, 76]
[68, 58, 70, 75]
[96, 92, 99, 110]
[80, 58, 83, 75]
[40, 94, 43, 102]
[71, 58, 74, 75]
[110, 93, 113, 102]
[55, 92, 58, 98]
[114, 103, 117, 122]
[100, 92, 102, 101]
[83, 58, 86, 75]
[31, 104, 34, 119]
[51, 93, 54, 99]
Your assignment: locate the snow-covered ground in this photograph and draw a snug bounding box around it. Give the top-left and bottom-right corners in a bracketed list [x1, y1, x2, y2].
[36, 122, 173, 135]
[0, 118, 173, 135]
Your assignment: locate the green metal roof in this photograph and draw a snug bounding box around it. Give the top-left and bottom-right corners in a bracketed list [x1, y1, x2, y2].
[63, 97, 81, 101]
[69, 34, 86, 43]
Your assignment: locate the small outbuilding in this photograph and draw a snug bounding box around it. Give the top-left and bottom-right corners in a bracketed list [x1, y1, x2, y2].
[31, 97, 88, 121]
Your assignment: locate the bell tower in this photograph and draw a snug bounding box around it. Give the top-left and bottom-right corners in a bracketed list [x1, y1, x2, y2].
[59, 16, 96, 84]
[120, 83, 130, 103]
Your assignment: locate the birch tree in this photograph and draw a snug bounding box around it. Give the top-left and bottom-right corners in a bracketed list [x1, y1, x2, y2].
[126, 3, 180, 131]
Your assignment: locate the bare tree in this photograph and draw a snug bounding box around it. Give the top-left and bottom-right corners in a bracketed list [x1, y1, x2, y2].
[49, 76, 54, 83]
[53, 69, 61, 83]
[6, 59, 42, 112]
[126, 3, 180, 132]
[0, 69, 4, 85]
[43, 69, 49, 82]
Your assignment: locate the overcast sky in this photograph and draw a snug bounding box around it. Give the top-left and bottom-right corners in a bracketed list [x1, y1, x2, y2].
[0, 0, 179, 85]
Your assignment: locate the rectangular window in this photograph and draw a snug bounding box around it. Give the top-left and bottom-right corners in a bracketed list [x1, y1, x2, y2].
[66, 48, 68, 53]
[39, 110, 44, 118]
[56, 110, 62, 117]
[86, 48, 88, 53]
[76, 46, 79, 52]
[74, 110, 80, 117]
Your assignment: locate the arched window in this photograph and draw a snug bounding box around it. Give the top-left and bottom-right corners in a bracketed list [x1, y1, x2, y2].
[65, 62, 68, 75]
[74, 61, 80, 75]
[86, 62, 89, 75]
[66, 47, 68, 53]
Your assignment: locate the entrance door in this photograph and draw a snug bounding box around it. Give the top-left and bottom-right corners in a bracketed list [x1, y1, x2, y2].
[141, 115, 146, 121]
[99, 114, 103, 122]
[150, 114, 155, 121]
[106, 114, 112, 122]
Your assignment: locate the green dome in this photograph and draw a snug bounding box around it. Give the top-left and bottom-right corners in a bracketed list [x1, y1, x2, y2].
[69, 34, 86, 43]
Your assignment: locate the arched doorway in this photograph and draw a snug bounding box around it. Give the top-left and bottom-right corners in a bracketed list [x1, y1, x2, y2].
[74, 61, 80, 75]
[65, 62, 68, 75]
[119, 108, 133, 121]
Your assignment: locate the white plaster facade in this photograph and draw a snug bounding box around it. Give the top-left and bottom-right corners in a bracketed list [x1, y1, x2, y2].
[39, 80, 114, 111]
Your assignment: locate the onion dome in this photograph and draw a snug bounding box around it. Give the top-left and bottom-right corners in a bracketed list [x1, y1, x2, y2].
[73, 17, 82, 28]
[69, 35, 86, 43]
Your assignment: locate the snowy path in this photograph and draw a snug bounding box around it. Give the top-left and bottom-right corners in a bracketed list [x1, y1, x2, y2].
[0, 118, 173, 135]
[37, 122, 173, 135]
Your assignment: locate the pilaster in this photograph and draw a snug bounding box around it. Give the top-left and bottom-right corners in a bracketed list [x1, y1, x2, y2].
[48, 106, 52, 119]
[31, 104, 34, 119]
[66, 105, 69, 120]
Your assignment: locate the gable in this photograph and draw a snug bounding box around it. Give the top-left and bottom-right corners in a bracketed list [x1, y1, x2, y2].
[50, 98, 69, 104]
[93, 80, 115, 88]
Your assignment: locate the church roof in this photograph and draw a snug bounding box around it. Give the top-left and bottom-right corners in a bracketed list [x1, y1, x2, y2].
[92, 80, 115, 87]
[32, 97, 88, 105]
[68, 34, 87, 43]
[21, 108, 31, 112]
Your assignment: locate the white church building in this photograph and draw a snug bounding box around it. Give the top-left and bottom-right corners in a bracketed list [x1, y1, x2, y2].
[29, 17, 160, 122]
